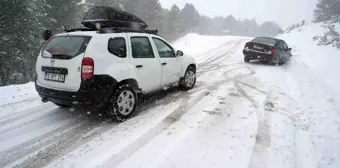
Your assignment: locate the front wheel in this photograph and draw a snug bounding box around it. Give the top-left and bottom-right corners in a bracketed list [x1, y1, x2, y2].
[108, 84, 138, 122]
[179, 66, 196, 90]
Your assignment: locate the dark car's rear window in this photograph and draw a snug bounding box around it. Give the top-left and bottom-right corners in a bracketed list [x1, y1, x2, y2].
[251, 37, 277, 46]
[42, 36, 92, 59]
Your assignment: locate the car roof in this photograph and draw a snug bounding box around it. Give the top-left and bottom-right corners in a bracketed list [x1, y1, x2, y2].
[254, 36, 282, 41]
[54, 31, 152, 37]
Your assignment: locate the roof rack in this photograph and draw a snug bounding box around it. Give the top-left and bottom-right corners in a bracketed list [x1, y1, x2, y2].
[98, 27, 158, 35]
[65, 27, 158, 35]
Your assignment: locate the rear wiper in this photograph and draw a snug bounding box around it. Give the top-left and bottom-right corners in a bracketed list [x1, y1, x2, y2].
[51, 54, 73, 59]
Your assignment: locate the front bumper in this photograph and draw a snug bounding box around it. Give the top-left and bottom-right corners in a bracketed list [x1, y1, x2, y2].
[35, 75, 118, 107]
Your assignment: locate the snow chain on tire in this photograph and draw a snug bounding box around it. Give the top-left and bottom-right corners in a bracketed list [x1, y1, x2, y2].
[108, 84, 138, 122]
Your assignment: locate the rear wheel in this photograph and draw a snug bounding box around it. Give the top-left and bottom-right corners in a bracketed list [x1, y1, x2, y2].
[108, 84, 138, 122]
[179, 66, 196, 90]
[244, 56, 250, 63]
[269, 55, 279, 66]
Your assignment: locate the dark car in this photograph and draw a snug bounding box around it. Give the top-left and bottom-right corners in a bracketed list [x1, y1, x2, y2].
[243, 37, 292, 65]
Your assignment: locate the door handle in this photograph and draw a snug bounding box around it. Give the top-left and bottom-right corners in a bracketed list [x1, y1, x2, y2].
[136, 65, 143, 68]
[162, 62, 167, 66]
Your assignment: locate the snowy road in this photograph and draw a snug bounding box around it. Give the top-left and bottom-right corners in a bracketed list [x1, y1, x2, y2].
[1, 31, 340, 168]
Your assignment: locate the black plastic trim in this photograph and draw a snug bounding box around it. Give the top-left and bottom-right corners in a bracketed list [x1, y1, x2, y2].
[36, 75, 118, 107]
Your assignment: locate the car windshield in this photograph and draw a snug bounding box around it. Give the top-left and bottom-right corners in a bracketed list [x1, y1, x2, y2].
[251, 37, 277, 46]
[42, 36, 91, 58]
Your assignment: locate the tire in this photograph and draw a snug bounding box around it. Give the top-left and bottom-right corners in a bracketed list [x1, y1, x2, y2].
[269, 55, 279, 66]
[179, 66, 196, 90]
[244, 56, 250, 63]
[107, 84, 138, 122]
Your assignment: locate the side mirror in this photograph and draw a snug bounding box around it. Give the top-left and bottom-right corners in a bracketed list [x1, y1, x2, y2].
[42, 30, 53, 41]
[176, 50, 184, 57]
[288, 48, 292, 51]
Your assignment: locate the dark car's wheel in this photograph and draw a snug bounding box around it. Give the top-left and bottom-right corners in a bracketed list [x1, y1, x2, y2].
[269, 55, 279, 66]
[179, 66, 196, 90]
[244, 56, 250, 63]
[108, 84, 138, 122]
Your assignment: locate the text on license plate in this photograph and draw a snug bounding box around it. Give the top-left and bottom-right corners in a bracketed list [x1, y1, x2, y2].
[44, 73, 65, 82]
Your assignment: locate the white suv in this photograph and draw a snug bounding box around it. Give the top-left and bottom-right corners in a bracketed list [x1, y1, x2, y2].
[35, 28, 196, 121]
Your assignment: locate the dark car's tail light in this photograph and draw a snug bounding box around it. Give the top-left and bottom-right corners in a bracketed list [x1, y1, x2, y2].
[82, 57, 94, 80]
[244, 43, 249, 48]
[269, 48, 275, 55]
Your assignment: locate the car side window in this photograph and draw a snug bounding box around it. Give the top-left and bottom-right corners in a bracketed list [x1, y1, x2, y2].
[282, 41, 288, 49]
[278, 41, 284, 49]
[108, 37, 127, 58]
[152, 37, 175, 58]
[130, 37, 155, 58]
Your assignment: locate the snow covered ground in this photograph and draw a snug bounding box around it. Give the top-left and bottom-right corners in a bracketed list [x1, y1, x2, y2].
[0, 23, 339, 168]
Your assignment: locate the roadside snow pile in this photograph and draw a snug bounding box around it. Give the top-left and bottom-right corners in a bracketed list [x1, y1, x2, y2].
[0, 82, 38, 106]
[278, 23, 340, 92]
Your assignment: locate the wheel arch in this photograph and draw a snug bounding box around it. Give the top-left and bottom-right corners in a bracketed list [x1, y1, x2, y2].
[181, 63, 196, 77]
[117, 78, 141, 93]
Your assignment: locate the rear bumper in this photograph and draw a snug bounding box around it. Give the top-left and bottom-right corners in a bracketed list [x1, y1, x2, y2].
[243, 49, 272, 61]
[35, 75, 118, 107]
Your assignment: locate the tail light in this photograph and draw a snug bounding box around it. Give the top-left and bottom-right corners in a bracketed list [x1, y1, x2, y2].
[269, 48, 275, 55]
[81, 57, 94, 80]
[244, 43, 249, 48]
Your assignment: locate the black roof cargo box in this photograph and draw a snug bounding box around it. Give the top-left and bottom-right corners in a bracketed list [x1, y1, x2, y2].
[81, 6, 148, 29]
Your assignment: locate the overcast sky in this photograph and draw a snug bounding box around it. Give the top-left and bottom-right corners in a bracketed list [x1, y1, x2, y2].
[159, 0, 318, 28]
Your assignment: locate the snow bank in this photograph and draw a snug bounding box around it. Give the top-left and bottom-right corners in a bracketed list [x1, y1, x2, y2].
[277, 23, 340, 92]
[0, 82, 38, 106]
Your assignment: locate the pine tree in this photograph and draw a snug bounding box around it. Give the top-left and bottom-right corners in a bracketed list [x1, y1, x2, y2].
[0, 0, 46, 85]
[43, 0, 85, 32]
[122, 0, 164, 30]
[314, 0, 340, 23]
[180, 4, 200, 33]
[164, 5, 181, 40]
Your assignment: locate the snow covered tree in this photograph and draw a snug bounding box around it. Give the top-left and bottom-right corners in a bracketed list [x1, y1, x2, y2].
[313, 0, 340, 49]
[314, 0, 340, 23]
[43, 0, 85, 32]
[0, 0, 46, 85]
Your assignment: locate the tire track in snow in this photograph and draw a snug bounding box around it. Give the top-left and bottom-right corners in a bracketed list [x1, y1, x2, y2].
[6, 39, 253, 168]
[199, 40, 244, 67]
[101, 58, 259, 168]
[8, 114, 111, 168]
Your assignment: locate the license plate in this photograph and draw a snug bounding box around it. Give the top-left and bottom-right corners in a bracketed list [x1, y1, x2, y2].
[44, 73, 65, 82]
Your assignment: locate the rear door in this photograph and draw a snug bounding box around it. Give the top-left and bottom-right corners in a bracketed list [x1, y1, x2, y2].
[151, 37, 181, 86]
[275, 41, 284, 62]
[36, 35, 91, 91]
[127, 35, 162, 92]
[282, 41, 292, 60]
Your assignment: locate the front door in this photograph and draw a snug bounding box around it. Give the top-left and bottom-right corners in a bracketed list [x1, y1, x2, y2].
[151, 37, 181, 86]
[128, 36, 162, 92]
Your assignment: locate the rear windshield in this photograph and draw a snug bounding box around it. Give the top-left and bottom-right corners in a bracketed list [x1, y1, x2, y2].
[42, 36, 92, 59]
[251, 37, 277, 46]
